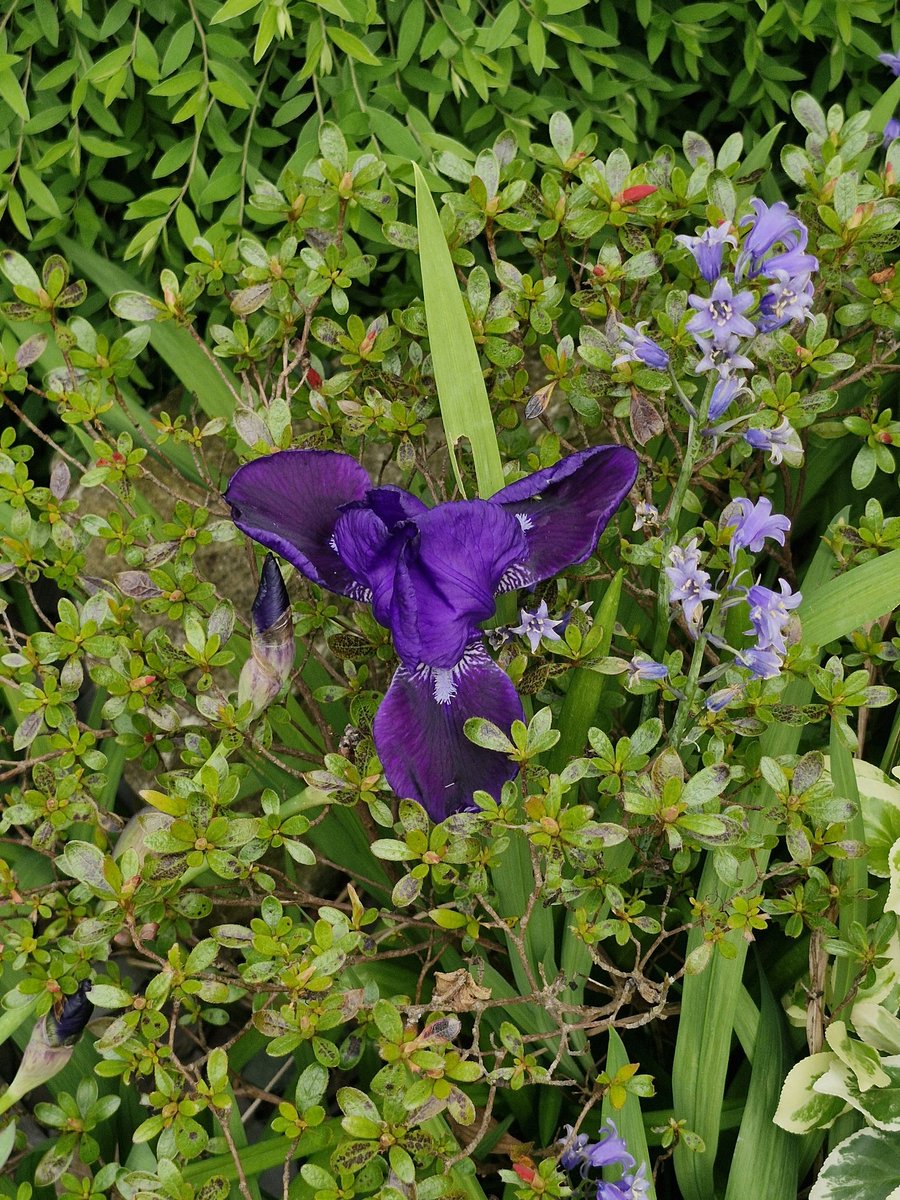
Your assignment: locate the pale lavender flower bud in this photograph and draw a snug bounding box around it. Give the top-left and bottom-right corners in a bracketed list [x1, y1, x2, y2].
[238, 554, 294, 715]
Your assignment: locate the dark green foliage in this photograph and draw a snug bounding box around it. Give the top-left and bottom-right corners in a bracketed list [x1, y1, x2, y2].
[0, 0, 897, 277]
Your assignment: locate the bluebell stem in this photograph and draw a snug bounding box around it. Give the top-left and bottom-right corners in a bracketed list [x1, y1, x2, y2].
[238, 553, 294, 716]
[0, 982, 94, 1112]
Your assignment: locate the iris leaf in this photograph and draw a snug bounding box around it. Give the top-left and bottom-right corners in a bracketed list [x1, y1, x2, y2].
[413, 164, 505, 499]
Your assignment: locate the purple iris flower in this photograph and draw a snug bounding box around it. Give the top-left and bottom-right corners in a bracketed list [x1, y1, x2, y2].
[884, 117, 900, 146]
[746, 579, 802, 656]
[675, 222, 737, 283]
[744, 418, 803, 468]
[879, 51, 900, 76]
[693, 334, 754, 378]
[757, 270, 813, 333]
[708, 374, 745, 422]
[687, 277, 756, 344]
[225, 446, 637, 820]
[512, 600, 563, 652]
[736, 199, 818, 280]
[666, 539, 718, 632]
[612, 320, 669, 371]
[725, 497, 791, 559]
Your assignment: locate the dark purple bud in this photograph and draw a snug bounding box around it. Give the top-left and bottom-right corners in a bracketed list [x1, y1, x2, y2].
[239, 554, 294, 714]
[51, 979, 95, 1046]
[252, 553, 290, 635]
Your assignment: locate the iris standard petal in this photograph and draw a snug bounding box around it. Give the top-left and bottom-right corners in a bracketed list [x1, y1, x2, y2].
[490, 445, 638, 588]
[225, 450, 372, 596]
[373, 643, 523, 819]
[333, 505, 415, 626]
[388, 501, 527, 670]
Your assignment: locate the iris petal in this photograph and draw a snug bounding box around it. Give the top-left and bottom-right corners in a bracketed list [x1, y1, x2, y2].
[387, 501, 527, 670]
[491, 445, 638, 588]
[225, 450, 371, 596]
[333, 506, 414, 626]
[373, 643, 523, 820]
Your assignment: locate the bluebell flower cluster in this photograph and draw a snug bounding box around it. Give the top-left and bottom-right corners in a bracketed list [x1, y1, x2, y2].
[677, 199, 816, 445]
[666, 539, 718, 635]
[665, 497, 802, 685]
[558, 1121, 649, 1200]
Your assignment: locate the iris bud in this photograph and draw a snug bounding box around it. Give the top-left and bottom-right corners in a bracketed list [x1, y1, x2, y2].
[0, 982, 94, 1111]
[238, 554, 294, 715]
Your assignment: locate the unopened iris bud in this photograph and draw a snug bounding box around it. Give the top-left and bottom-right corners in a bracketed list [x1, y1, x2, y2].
[0, 982, 94, 1112]
[238, 553, 294, 715]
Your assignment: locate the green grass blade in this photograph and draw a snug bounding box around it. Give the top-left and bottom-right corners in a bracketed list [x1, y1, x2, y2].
[601, 1027, 657, 1200]
[59, 237, 239, 421]
[799, 549, 900, 647]
[413, 163, 504, 499]
[827, 723, 867, 1011]
[724, 965, 799, 1200]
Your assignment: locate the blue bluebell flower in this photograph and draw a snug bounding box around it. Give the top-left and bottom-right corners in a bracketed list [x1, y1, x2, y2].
[693, 334, 755, 379]
[725, 497, 792, 559]
[736, 199, 818, 280]
[558, 1120, 635, 1176]
[675, 222, 737, 283]
[757, 270, 814, 333]
[878, 50, 900, 76]
[708, 374, 745, 422]
[226, 446, 637, 819]
[512, 600, 564, 652]
[884, 117, 900, 146]
[706, 684, 743, 712]
[746, 579, 802, 656]
[735, 644, 784, 680]
[626, 656, 668, 686]
[612, 320, 669, 371]
[744, 418, 803, 467]
[597, 1163, 650, 1200]
[666, 539, 718, 632]
[687, 277, 756, 344]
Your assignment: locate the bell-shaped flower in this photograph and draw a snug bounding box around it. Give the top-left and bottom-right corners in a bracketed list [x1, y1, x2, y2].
[736, 199, 818, 280]
[238, 553, 295, 715]
[226, 446, 638, 820]
[675, 221, 737, 283]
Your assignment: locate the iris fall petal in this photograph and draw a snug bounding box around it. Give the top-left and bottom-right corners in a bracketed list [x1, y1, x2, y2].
[373, 643, 524, 820]
[225, 450, 371, 597]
